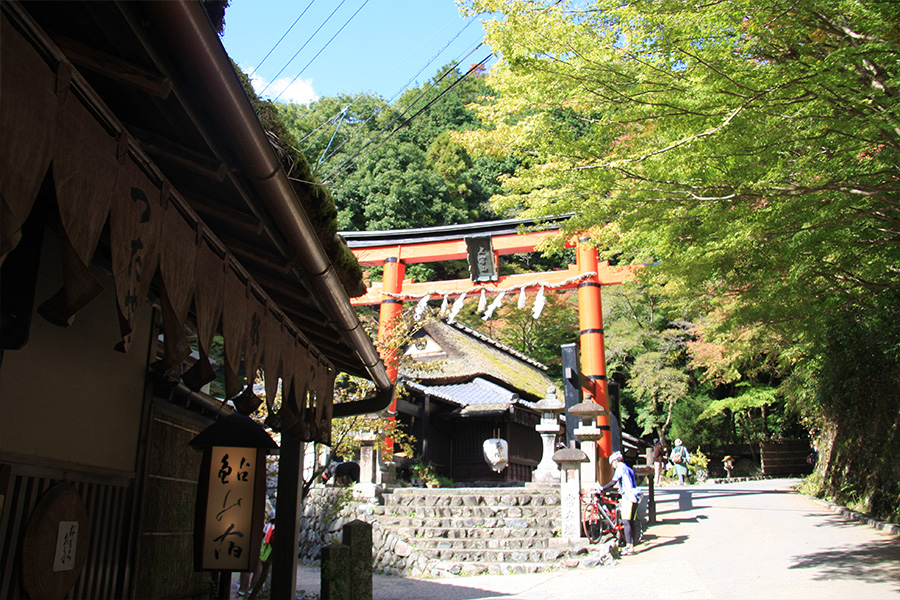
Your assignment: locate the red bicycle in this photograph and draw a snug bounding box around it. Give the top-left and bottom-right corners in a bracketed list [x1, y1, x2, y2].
[581, 489, 625, 545]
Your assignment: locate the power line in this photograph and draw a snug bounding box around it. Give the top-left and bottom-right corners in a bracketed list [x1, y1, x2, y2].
[258, 0, 347, 97]
[273, 0, 371, 102]
[319, 41, 487, 171]
[249, 0, 315, 77]
[323, 51, 491, 183]
[294, 16, 480, 157]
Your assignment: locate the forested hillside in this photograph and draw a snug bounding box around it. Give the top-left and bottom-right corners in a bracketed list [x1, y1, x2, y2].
[262, 0, 899, 522]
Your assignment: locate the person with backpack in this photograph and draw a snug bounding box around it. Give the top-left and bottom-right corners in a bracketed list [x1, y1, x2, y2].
[669, 439, 690, 485]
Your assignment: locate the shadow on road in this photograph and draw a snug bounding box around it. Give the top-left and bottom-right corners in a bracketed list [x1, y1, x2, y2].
[789, 538, 900, 592]
[296, 568, 522, 600]
[638, 531, 690, 552]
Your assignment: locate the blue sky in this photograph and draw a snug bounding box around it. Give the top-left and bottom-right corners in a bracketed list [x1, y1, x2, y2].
[221, 0, 494, 105]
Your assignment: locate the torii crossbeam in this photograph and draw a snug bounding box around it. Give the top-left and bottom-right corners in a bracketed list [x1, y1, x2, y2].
[341, 217, 641, 479]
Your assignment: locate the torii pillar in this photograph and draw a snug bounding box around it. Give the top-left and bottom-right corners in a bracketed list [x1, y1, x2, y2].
[576, 239, 613, 484]
[379, 256, 405, 450]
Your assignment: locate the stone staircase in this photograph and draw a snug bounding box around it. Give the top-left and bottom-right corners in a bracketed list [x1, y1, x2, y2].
[357, 485, 610, 577]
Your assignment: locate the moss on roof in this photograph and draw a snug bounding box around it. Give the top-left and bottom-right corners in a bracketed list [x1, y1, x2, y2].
[401, 320, 555, 401]
[231, 64, 366, 297]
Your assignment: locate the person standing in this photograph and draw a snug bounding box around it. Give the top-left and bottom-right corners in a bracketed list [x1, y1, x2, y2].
[652, 439, 666, 486]
[601, 451, 642, 555]
[669, 439, 690, 485]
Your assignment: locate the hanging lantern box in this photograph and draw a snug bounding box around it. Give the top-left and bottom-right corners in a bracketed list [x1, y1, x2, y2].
[190, 413, 278, 572]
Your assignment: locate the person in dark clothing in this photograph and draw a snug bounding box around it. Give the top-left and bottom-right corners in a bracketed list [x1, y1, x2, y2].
[322, 460, 360, 485]
[652, 439, 666, 486]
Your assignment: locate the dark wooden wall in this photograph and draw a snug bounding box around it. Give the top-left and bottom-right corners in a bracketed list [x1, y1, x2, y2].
[0, 458, 135, 599]
[131, 400, 210, 599]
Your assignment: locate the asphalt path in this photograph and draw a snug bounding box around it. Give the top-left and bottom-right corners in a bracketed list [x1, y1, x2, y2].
[288, 478, 899, 600]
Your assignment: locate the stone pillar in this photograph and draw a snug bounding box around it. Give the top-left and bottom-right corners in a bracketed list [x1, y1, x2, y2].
[533, 387, 564, 484]
[342, 520, 373, 600]
[355, 431, 380, 500]
[552, 443, 589, 542]
[570, 395, 606, 492]
[320, 543, 350, 600]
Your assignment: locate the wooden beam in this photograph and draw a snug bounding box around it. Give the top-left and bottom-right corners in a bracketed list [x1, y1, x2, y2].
[350, 229, 564, 266]
[350, 262, 641, 306]
[126, 124, 227, 181]
[50, 34, 174, 99]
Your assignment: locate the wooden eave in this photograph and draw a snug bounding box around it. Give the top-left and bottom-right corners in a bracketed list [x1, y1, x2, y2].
[17, 0, 370, 377]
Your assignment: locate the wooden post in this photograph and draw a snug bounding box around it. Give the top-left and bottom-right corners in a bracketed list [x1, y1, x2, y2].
[645, 447, 656, 524]
[270, 435, 302, 599]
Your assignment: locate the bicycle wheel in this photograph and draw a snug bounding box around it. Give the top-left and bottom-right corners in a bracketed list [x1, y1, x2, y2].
[615, 508, 626, 545]
[582, 502, 603, 544]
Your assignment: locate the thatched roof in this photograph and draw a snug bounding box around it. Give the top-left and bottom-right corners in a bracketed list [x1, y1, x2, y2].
[400, 320, 555, 402]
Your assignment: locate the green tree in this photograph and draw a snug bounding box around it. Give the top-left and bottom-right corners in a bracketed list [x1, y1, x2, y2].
[459, 0, 900, 519]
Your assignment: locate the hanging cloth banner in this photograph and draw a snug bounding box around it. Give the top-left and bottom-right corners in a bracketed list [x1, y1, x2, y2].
[221, 262, 250, 398]
[532, 285, 546, 319]
[110, 155, 162, 353]
[448, 292, 467, 323]
[0, 18, 58, 261]
[155, 198, 198, 373]
[38, 91, 120, 326]
[482, 291, 505, 321]
[262, 314, 285, 416]
[183, 234, 225, 391]
[440, 294, 449, 316]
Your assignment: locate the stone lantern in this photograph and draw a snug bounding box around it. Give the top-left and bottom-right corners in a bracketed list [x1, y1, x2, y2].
[532, 386, 565, 484]
[568, 393, 607, 491]
[552, 441, 589, 541]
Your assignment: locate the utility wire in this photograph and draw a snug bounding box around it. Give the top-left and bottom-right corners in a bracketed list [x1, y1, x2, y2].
[320, 42, 486, 172]
[273, 0, 371, 102]
[249, 0, 315, 77]
[295, 16, 478, 152]
[323, 51, 491, 183]
[259, 0, 346, 97]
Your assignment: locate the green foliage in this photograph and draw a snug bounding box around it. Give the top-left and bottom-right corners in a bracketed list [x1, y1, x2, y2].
[698, 386, 776, 421]
[276, 65, 514, 233]
[687, 448, 710, 484]
[459, 0, 899, 520]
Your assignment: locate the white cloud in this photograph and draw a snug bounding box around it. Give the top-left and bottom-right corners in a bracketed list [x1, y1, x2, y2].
[247, 69, 319, 105]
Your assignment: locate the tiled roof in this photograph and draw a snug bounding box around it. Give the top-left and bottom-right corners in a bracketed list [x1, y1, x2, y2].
[406, 377, 538, 415]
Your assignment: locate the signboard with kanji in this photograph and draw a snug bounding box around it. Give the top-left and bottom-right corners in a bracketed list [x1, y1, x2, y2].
[195, 446, 265, 571]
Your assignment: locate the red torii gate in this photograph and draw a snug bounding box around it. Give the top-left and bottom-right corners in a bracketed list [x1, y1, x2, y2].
[342, 218, 639, 477]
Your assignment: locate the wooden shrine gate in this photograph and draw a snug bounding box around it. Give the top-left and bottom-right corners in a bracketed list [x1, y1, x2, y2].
[341, 217, 640, 480]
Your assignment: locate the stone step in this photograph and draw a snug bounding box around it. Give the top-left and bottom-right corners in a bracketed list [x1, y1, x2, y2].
[408, 536, 554, 551]
[382, 488, 560, 509]
[381, 524, 558, 541]
[368, 486, 569, 576]
[418, 546, 569, 564]
[374, 504, 559, 518]
[371, 514, 560, 529]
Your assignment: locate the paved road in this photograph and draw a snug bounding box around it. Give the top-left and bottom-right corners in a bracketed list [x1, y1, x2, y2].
[290, 479, 899, 600]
